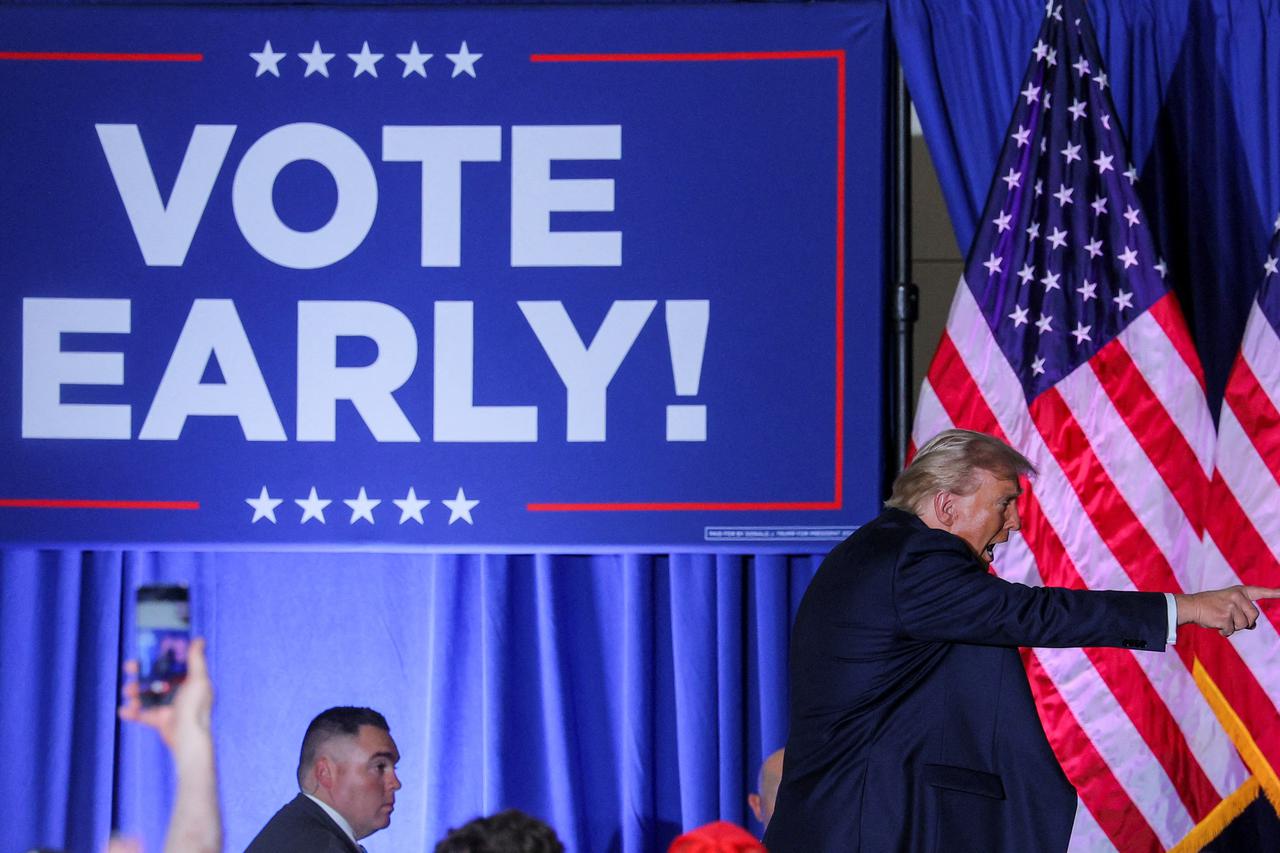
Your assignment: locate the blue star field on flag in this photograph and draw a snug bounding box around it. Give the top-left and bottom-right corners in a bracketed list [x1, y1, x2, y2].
[968, 0, 1170, 400]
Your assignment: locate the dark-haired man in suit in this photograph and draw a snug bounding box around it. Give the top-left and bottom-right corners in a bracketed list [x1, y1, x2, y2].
[246, 706, 400, 852]
[764, 429, 1279, 853]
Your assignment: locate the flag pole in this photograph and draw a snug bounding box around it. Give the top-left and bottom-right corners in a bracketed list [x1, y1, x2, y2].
[890, 45, 918, 476]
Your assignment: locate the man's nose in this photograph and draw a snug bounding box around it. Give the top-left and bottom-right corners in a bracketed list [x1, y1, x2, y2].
[389, 769, 402, 791]
[1007, 501, 1022, 531]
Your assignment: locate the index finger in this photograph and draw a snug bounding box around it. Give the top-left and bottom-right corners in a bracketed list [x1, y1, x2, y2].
[186, 637, 208, 680]
[1244, 586, 1280, 601]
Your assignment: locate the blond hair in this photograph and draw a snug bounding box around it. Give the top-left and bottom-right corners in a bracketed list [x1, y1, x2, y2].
[886, 429, 1036, 514]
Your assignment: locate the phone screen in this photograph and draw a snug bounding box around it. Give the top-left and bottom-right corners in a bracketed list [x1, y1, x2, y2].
[135, 584, 191, 707]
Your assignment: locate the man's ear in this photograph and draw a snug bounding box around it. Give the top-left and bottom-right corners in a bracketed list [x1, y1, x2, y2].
[932, 491, 955, 528]
[747, 793, 763, 824]
[313, 755, 333, 792]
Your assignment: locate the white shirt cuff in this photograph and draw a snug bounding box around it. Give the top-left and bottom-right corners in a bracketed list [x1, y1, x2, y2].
[1164, 592, 1178, 645]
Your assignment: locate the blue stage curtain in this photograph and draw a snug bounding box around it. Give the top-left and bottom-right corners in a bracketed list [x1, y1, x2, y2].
[1, 550, 819, 852]
[892, 0, 1280, 418]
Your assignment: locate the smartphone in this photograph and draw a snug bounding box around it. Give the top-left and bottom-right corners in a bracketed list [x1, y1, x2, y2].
[135, 584, 191, 707]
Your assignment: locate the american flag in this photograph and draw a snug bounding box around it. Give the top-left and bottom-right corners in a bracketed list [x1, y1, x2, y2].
[1196, 215, 1280, 814]
[912, 1, 1256, 849]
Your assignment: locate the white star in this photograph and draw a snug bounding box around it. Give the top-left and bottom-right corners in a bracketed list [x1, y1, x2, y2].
[1033, 40, 1050, 62]
[246, 486, 283, 524]
[443, 487, 479, 525]
[1118, 245, 1139, 268]
[1041, 270, 1061, 291]
[446, 40, 482, 78]
[1085, 237, 1104, 258]
[1068, 99, 1088, 121]
[1100, 113, 1112, 130]
[1043, 91, 1053, 111]
[1009, 305, 1030, 327]
[1274, 211, 1280, 233]
[1073, 57, 1091, 77]
[296, 487, 331, 524]
[392, 487, 431, 525]
[1265, 256, 1279, 276]
[1041, 137, 1048, 154]
[1012, 125, 1031, 148]
[1046, 47, 1058, 66]
[397, 41, 433, 78]
[298, 41, 334, 77]
[1018, 263, 1036, 286]
[1090, 195, 1108, 216]
[1124, 164, 1139, 184]
[1047, 226, 1068, 249]
[349, 41, 383, 77]
[1061, 141, 1082, 163]
[1053, 184, 1074, 207]
[1123, 206, 1141, 226]
[1022, 82, 1041, 104]
[1002, 168, 1022, 190]
[343, 487, 381, 524]
[1095, 70, 1109, 90]
[1036, 313, 1054, 334]
[1078, 279, 1098, 301]
[1113, 289, 1135, 311]
[1071, 322, 1093, 344]
[1026, 221, 1041, 241]
[1031, 355, 1047, 376]
[983, 252, 1004, 276]
[1034, 179, 1044, 197]
[993, 210, 1013, 233]
[1094, 152, 1114, 174]
[1155, 258, 1168, 279]
[250, 40, 286, 77]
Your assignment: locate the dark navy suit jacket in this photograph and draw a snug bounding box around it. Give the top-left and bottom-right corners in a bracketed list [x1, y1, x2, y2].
[244, 793, 362, 853]
[763, 509, 1167, 853]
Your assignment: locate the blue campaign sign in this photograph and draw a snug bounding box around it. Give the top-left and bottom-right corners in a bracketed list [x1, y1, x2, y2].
[0, 2, 888, 551]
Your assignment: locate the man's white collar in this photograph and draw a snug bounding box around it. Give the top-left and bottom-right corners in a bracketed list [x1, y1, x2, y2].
[304, 792, 359, 846]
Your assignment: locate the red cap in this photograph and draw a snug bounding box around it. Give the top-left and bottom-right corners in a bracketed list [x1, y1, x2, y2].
[668, 821, 767, 853]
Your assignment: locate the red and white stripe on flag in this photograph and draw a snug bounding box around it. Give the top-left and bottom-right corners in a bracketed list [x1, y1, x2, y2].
[1197, 219, 1280, 814]
[916, 287, 1250, 852]
[911, 1, 1259, 849]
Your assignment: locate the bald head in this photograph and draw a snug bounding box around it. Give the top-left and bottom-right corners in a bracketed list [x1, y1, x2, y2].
[747, 748, 785, 830]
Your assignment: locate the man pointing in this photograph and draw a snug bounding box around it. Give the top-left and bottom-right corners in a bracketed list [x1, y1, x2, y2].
[764, 429, 1278, 853]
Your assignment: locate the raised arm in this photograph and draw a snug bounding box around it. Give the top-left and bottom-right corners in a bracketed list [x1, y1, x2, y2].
[119, 637, 221, 853]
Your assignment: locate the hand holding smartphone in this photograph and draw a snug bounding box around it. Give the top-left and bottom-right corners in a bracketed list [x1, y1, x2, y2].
[118, 612, 221, 853]
[134, 584, 191, 707]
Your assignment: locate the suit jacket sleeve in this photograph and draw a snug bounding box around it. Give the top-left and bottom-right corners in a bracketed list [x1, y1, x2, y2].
[893, 527, 1168, 651]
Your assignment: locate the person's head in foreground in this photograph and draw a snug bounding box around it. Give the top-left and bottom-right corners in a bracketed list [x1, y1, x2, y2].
[669, 820, 767, 853]
[747, 748, 784, 831]
[886, 428, 1036, 565]
[433, 808, 564, 853]
[298, 706, 401, 840]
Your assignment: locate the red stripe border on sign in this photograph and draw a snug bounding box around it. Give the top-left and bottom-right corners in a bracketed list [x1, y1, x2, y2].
[0, 52, 202, 62]
[526, 50, 847, 512]
[0, 499, 199, 510]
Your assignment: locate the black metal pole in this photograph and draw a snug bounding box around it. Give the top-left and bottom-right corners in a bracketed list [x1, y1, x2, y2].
[891, 49, 919, 472]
